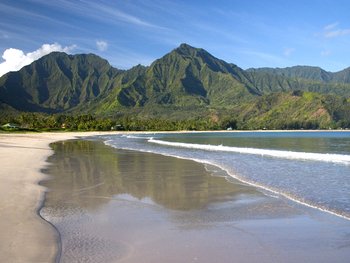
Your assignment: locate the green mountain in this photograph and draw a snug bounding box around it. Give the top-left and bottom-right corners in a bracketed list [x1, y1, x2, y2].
[246, 66, 350, 98]
[1, 43, 350, 129]
[114, 43, 255, 108]
[0, 52, 121, 112]
[247, 65, 350, 84]
[247, 66, 333, 82]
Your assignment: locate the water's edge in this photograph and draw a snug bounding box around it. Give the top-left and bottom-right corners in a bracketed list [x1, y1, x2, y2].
[104, 136, 350, 221]
[37, 190, 62, 263]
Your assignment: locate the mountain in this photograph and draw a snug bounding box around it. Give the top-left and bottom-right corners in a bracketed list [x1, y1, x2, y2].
[0, 52, 121, 112]
[114, 43, 256, 108]
[0, 44, 259, 114]
[245, 66, 350, 97]
[247, 66, 333, 82]
[1, 43, 350, 129]
[333, 67, 350, 83]
[247, 65, 350, 84]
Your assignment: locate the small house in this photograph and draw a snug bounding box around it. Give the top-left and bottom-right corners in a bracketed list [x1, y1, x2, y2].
[111, 124, 124, 131]
[2, 123, 20, 129]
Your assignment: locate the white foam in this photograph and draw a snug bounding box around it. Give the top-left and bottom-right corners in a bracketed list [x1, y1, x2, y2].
[149, 139, 350, 165]
[126, 135, 153, 139]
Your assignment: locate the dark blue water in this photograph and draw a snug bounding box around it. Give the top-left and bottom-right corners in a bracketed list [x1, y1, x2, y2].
[100, 131, 350, 220]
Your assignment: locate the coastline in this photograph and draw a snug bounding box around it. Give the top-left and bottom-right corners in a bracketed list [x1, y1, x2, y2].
[107, 131, 350, 221]
[41, 138, 350, 262]
[0, 132, 121, 262]
[1, 130, 349, 262]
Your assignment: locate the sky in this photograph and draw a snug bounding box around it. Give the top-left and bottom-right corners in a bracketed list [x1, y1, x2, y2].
[1, 0, 350, 76]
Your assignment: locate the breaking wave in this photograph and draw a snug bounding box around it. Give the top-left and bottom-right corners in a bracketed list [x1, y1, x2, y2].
[149, 139, 350, 165]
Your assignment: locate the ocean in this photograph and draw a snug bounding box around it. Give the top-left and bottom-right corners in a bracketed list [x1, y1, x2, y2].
[102, 131, 350, 220]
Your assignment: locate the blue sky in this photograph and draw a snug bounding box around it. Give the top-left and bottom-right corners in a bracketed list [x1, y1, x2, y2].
[1, 0, 350, 75]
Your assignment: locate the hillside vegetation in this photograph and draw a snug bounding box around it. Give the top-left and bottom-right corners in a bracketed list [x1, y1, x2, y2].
[1, 43, 350, 130]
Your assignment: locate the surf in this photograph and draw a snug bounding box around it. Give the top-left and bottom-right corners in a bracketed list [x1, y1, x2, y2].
[148, 138, 350, 165]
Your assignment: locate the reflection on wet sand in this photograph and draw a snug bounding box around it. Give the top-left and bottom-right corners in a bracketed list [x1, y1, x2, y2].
[43, 140, 257, 211]
[42, 139, 274, 262]
[41, 139, 350, 263]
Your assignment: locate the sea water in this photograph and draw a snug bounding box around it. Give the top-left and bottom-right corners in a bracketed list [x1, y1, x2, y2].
[101, 131, 350, 220]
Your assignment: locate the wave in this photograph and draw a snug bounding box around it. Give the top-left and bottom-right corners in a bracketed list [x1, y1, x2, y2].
[122, 135, 154, 140]
[105, 139, 350, 221]
[104, 138, 350, 221]
[148, 139, 350, 165]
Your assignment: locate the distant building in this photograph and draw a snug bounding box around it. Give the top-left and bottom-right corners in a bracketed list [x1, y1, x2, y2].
[111, 124, 124, 131]
[2, 123, 20, 129]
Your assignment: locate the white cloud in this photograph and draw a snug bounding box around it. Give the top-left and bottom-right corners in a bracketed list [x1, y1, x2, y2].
[324, 29, 350, 38]
[33, 0, 165, 29]
[324, 22, 339, 31]
[96, 40, 108, 51]
[283, 47, 295, 57]
[0, 43, 76, 77]
[323, 22, 350, 38]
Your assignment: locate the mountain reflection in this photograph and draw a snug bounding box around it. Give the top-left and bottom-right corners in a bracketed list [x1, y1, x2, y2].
[43, 140, 253, 211]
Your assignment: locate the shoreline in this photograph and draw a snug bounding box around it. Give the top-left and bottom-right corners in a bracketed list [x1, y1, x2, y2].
[37, 190, 62, 263]
[106, 135, 350, 221]
[0, 132, 122, 262]
[116, 129, 350, 133]
[41, 138, 350, 262]
[1, 130, 349, 261]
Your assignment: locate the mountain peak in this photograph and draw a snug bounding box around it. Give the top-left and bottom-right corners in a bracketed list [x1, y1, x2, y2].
[173, 43, 201, 57]
[171, 43, 221, 66]
[177, 43, 196, 50]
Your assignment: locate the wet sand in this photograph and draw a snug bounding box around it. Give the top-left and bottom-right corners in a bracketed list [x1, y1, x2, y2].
[0, 132, 120, 262]
[41, 139, 350, 263]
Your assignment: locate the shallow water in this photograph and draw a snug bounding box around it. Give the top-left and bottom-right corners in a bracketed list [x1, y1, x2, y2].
[41, 139, 350, 262]
[103, 131, 350, 220]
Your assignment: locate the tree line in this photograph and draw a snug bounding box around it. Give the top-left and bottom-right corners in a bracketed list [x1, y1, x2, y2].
[1, 111, 348, 132]
[0, 113, 238, 132]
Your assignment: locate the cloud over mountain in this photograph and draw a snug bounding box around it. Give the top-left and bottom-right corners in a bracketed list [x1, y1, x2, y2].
[96, 40, 108, 51]
[0, 43, 76, 77]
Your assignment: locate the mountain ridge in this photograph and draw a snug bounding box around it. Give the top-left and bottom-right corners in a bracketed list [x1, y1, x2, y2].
[1, 43, 350, 129]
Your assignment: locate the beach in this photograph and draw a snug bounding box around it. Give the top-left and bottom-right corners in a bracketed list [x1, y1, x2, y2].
[0, 132, 118, 262]
[1, 132, 350, 262]
[42, 138, 350, 262]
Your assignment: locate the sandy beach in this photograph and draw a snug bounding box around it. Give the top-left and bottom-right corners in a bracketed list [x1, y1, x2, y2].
[0, 132, 118, 262]
[0, 130, 215, 262]
[1, 131, 350, 262]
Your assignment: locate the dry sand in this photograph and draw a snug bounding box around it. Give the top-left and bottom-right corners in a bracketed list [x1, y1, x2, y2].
[0, 132, 118, 263]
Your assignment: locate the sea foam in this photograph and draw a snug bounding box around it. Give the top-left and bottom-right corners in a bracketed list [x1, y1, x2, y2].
[149, 139, 350, 165]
